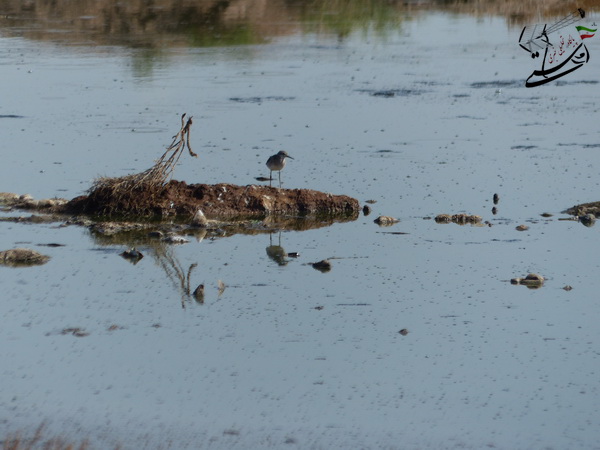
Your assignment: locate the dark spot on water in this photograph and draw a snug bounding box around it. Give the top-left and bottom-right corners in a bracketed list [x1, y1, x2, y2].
[356, 88, 426, 97]
[511, 145, 537, 150]
[0, 114, 24, 118]
[456, 115, 485, 120]
[558, 142, 600, 148]
[453, 94, 470, 98]
[469, 80, 520, 89]
[555, 79, 598, 86]
[37, 243, 65, 247]
[229, 96, 295, 103]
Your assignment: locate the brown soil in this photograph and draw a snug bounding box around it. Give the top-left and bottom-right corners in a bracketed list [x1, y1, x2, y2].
[564, 201, 600, 217]
[65, 180, 360, 219]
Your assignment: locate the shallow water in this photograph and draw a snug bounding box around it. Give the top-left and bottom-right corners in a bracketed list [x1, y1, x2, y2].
[1, 3, 600, 449]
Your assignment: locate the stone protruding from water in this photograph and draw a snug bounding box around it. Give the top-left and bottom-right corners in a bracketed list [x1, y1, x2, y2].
[0, 248, 50, 266]
[511, 273, 544, 288]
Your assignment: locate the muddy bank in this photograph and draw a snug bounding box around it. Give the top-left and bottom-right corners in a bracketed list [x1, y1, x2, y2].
[65, 181, 360, 219]
[564, 201, 600, 217]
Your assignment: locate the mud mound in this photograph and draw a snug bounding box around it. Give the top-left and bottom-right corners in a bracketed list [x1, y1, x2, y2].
[65, 180, 360, 218]
[564, 201, 600, 217]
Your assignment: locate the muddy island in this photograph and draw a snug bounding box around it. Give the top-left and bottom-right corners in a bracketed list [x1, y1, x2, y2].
[65, 180, 359, 219]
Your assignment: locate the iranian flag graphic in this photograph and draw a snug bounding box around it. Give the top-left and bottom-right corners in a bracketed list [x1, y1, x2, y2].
[576, 25, 597, 39]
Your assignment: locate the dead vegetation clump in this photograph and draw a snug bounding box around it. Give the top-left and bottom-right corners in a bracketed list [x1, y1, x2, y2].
[82, 114, 196, 216]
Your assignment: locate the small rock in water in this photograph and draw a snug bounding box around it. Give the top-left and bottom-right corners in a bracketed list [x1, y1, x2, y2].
[541, 212, 553, 218]
[435, 213, 482, 225]
[516, 225, 529, 231]
[287, 252, 300, 258]
[193, 284, 205, 303]
[493, 193, 499, 205]
[511, 273, 544, 288]
[191, 209, 209, 227]
[579, 213, 596, 227]
[120, 247, 143, 262]
[312, 259, 332, 273]
[492, 207, 498, 215]
[362, 205, 372, 216]
[217, 279, 226, 297]
[399, 329, 409, 336]
[374, 216, 399, 226]
[562, 285, 573, 291]
[0, 248, 50, 266]
[162, 234, 189, 244]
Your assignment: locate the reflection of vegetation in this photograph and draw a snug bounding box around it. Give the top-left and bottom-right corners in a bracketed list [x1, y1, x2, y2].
[0, 0, 597, 52]
[293, 0, 406, 39]
[183, 22, 266, 47]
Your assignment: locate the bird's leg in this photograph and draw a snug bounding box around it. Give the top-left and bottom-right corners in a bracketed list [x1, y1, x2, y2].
[279, 171, 282, 188]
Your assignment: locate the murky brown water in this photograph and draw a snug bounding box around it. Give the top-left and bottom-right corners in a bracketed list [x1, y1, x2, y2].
[1, 1, 600, 449]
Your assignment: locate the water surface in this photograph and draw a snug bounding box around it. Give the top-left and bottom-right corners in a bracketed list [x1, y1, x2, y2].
[1, 2, 600, 449]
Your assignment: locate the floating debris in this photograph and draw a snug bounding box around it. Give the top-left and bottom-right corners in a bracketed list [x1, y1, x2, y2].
[511, 273, 545, 288]
[312, 259, 332, 273]
[107, 324, 124, 331]
[287, 252, 300, 258]
[516, 225, 529, 231]
[365, 199, 377, 204]
[562, 285, 573, 291]
[399, 328, 409, 336]
[374, 216, 399, 226]
[492, 207, 498, 215]
[0, 248, 50, 266]
[120, 247, 144, 263]
[435, 213, 482, 225]
[314, 306, 324, 310]
[493, 193, 500, 205]
[541, 212, 553, 217]
[362, 205, 372, 216]
[60, 327, 89, 337]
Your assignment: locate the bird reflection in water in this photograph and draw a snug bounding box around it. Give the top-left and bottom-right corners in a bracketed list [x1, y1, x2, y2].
[266, 231, 288, 266]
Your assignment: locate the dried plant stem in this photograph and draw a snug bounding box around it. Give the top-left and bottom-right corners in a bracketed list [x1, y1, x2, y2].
[85, 113, 197, 216]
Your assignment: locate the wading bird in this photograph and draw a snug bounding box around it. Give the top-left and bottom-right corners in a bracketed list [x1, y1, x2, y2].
[266, 150, 293, 188]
